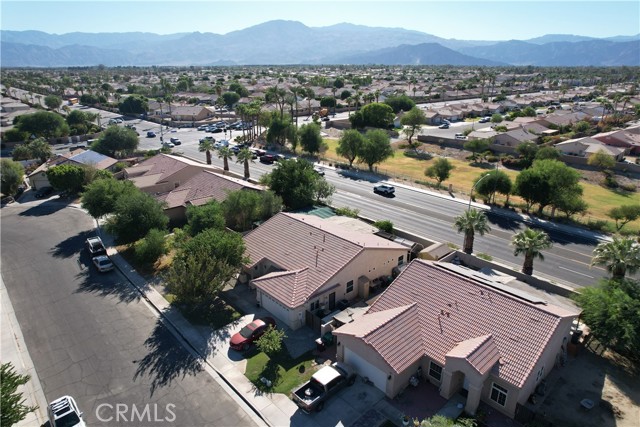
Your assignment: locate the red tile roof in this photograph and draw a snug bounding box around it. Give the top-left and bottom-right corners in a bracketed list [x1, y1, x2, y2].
[245, 213, 407, 308]
[157, 170, 263, 209]
[446, 334, 501, 376]
[334, 260, 578, 387]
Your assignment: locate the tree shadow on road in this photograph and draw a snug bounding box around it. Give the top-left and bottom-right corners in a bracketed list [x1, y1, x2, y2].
[50, 230, 89, 259]
[19, 199, 69, 217]
[133, 319, 203, 396]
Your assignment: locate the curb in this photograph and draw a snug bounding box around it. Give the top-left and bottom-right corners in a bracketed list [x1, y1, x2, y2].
[95, 225, 270, 427]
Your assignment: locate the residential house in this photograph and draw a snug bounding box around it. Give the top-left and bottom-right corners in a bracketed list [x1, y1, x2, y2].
[592, 126, 640, 155]
[155, 170, 264, 224]
[27, 149, 117, 190]
[493, 127, 539, 148]
[334, 260, 579, 418]
[169, 106, 216, 122]
[554, 137, 625, 161]
[124, 153, 223, 194]
[538, 111, 590, 128]
[243, 213, 410, 330]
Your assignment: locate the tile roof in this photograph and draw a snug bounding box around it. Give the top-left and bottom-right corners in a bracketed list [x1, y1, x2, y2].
[335, 260, 578, 387]
[157, 170, 264, 209]
[446, 335, 501, 376]
[124, 154, 220, 186]
[245, 213, 407, 308]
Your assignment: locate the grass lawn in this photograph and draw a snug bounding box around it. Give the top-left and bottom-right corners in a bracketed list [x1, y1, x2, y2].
[244, 349, 319, 395]
[321, 138, 640, 233]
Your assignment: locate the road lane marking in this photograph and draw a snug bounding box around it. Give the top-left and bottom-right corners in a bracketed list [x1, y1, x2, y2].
[557, 266, 594, 278]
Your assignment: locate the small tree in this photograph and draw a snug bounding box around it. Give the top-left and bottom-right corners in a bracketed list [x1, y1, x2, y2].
[473, 170, 512, 204]
[134, 229, 167, 265]
[298, 123, 324, 155]
[512, 228, 552, 275]
[165, 229, 246, 305]
[46, 164, 86, 193]
[591, 236, 640, 280]
[186, 200, 225, 236]
[105, 190, 168, 243]
[199, 139, 214, 165]
[236, 148, 255, 179]
[81, 178, 136, 220]
[92, 126, 138, 158]
[0, 159, 24, 196]
[267, 159, 320, 210]
[425, 158, 455, 188]
[118, 94, 148, 115]
[336, 129, 365, 167]
[256, 326, 287, 357]
[516, 141, 538, 168]
[44, 95, 63, 111]
[588, 150, 616, 180]
[217, 146, 234, 171]
[1, 362, 38, 427]
[574, 279, 640, 357]
[463, 139, 491, 163]
[454, 209, 491, 254]
[400, 107, 426, 149]
[607, 204, 640, 231]
[358, 129, 394, 171]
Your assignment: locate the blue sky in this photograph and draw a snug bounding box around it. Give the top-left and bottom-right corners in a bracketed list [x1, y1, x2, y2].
[2, 1, 639, 40]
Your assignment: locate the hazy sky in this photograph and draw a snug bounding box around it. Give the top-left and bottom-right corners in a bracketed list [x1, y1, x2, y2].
[2, 1, 639, 40]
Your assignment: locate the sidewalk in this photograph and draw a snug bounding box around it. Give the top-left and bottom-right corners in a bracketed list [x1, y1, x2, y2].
[99, 229, 307, 427]
[1, 275, 49, 427]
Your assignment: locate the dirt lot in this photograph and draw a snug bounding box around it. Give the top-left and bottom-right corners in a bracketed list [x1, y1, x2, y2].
[538, 342, 640, 427]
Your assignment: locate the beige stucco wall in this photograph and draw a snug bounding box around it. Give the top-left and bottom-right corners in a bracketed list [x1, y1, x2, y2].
[309, 248, 409, 307]
[28, 171, 50, 190]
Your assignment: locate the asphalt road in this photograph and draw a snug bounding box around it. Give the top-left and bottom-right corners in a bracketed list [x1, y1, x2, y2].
[136, 142, 605, 288]
[50, 106, 607, 288]
[0, 201, 258, 427]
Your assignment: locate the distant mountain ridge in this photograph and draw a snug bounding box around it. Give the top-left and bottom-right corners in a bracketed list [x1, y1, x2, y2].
[1, 21, 638, 67]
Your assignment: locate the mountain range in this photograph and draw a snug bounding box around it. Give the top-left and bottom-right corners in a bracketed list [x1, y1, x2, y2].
[1, 20, 638, 67]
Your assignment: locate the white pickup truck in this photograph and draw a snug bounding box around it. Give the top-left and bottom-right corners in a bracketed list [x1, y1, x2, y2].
[291, 362, 356, 413]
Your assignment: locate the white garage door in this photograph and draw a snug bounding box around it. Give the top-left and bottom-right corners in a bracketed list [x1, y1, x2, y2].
[259, 293, 289, 328]
[344, 348, 387, 392]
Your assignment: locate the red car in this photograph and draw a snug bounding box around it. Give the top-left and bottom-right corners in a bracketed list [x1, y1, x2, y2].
[230, 317, 276, 351]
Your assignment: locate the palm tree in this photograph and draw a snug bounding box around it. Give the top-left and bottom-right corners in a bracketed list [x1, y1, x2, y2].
[199, 139, 214, 165]
[591, 236, 640, 280]
[453, 209, 491, 254]
[217, 146, 234, 171]
[512, 228, 552, 275]
[236, 148, 254, 179]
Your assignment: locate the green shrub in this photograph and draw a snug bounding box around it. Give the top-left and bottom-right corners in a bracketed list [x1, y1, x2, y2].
[476, 252, 493, 261]
[404, 150, 432, 160]
[135, 229, 167, 264]
[373, 220, 394, 234]
[619, 183, 637, 192]
[334, 207, 360, 218]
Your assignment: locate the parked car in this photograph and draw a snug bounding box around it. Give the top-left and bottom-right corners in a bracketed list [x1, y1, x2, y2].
[169, 137, 181, 145]
[251, 148, 266, 157]
[48, 395, 86, 427]
[438, 123, 449, 129]
[292, 362, 356, 413]
[35, 186, 54, 199]
[313, 166, 325, 176]
[230, 317, 276, 351]
[211, 127, 224, 133]
[92, 255, 114, 272]
[162, 141, 175, 148]
[199, 136, 214, 144]
[14, 185, 25, 198]
[478, 117, 490, 123]
[373, 184, 395, 195]
[85, 236, 106, 256]
[147, 131, 156, 138]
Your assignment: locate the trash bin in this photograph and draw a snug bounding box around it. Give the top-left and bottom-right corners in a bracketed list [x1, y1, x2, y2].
[315, 338, 325, 352]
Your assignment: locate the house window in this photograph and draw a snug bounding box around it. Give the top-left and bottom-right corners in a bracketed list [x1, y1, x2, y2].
[397, 255, 404, 266]
[490, 383, 508, 406]
[310, 300, 320, 311]
[428, 362, 442, 382]
[346, 280, 354, 293]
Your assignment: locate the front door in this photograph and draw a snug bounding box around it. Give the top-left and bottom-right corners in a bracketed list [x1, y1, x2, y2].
[329, 292, 336, 310]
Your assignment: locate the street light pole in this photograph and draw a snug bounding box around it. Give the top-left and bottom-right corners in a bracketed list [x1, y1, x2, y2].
[468, 173, 490, 211]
